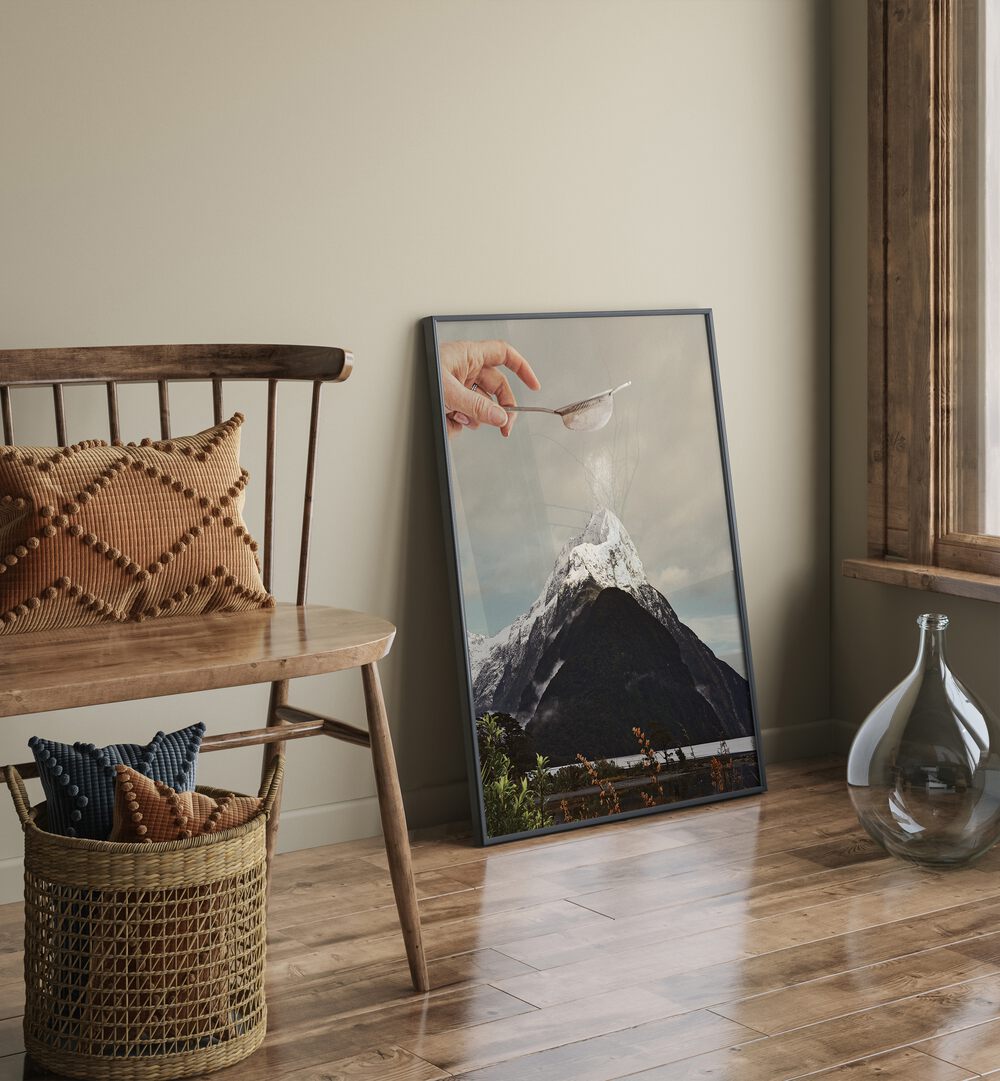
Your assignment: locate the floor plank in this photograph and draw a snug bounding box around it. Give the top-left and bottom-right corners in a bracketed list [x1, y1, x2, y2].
[713, 937, 1000, 1034]
[276, 1046, 451, 1081]
[266, 946, 534, 1018]
[450, 1009, 760, 1081]
[799, 1047, 975, 1079]
[916, 1017, 1000, 1075]
[284, 896, 614, 973]
[0, 1019, 21, 1062]
[491, 858, 917, 971]
[613, 973, 1000, 1079]
[490, 870, 1000, 1010]
[399, 985, 684, 1075]
[217, 984, 531, 1081]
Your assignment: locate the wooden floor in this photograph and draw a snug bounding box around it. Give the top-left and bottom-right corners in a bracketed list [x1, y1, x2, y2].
[5, 758, 1000, 1079]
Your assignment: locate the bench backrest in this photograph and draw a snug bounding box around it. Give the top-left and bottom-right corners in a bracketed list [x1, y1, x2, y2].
[0, 344, 352, 604]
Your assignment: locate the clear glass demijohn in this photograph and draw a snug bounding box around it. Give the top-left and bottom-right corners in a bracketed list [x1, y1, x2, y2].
[848, 613, 1000, 867]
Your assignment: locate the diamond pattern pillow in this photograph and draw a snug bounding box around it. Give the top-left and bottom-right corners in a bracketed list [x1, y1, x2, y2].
[29, 722, 205, 839]
[0, 414, 273, 635]
[110, 766, 262, 843]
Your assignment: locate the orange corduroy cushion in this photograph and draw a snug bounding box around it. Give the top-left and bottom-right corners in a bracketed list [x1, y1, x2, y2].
[0, 413, 273, 634]
[111, 765, 263, 843]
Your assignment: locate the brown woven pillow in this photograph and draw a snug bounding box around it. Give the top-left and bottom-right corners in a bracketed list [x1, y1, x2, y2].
[111, 765, 262, 842]
[0, 413, 273, 634]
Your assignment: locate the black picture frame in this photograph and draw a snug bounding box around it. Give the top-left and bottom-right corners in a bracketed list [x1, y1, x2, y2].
[424, 308, 766, 846]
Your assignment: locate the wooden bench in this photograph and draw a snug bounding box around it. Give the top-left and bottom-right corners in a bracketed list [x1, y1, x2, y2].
[0, 343, 429, 994]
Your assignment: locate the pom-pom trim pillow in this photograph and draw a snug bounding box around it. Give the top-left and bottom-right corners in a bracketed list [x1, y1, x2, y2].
[0, 413, 273, 634]
[111, 766, 262, 843]
[29, 722, 205, 839]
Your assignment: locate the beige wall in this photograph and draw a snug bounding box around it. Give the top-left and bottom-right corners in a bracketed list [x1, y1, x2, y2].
[0, 0, 831, 901]
[831, 0, 1000, 744]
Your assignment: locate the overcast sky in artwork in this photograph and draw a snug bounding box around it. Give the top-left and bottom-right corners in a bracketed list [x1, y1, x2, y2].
[438, 313, 748, 676]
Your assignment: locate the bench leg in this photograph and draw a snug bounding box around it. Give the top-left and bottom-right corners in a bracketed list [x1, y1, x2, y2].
[362, 661, 430, 993]
[262, 679, 289, 893]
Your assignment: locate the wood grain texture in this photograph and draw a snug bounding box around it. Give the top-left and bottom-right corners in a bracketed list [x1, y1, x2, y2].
[867, 0, 948, 564]
[263, 378, 278, 593]
[867, 0, 888, 559]
[296, 381, 323, 606]
[883, 0, 936, 563]
[404, 985, 683, 1075]
[861, 0, 1000, 587]
[713, 940, 1000, 1035]
[157, 378, 171, 439]
[765, 1047, 972, 1080]
[364, 662, 430, 993]
[263, 679, 290, 889]
[0, 1018, 22, 1060]
[0, 344, 352, 386]
[451, 1010, 759, 1081]
[917, 1018, 1000, 1074]
[50, 384, 66, 446]
[0, 387, 12, 446]
[843, 556, 1000, 602]
[274, 705, 372, 748]
[104, 381, 120, 444]
[0, 604, 395, 717]
[618, 974, 1000, 1079]
[279, 1046, 450, 1081]
[11, 758, 1000, 1080]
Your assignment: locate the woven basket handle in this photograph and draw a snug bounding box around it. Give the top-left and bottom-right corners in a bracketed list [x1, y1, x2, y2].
[4, 765, 33, 828]
[259, 755, 284, 820]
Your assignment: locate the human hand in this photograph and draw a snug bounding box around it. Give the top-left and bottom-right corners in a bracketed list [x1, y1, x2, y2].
[439, 339, 541, 437]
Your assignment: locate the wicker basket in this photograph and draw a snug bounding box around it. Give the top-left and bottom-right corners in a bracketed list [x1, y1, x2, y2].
[5, 759, 283, 1081]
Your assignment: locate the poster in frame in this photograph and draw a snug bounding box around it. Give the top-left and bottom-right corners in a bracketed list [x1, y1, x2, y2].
[425, 309, 765, 845]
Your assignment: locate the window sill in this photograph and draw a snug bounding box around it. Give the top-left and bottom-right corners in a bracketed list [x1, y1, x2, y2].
[843, 558, 1000, 603]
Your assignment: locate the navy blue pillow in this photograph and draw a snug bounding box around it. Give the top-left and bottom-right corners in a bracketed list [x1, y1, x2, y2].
[29, 723, 206, 839]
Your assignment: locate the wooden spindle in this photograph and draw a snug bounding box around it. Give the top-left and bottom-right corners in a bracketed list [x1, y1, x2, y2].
[157, 381, 171, 440]
[0, 387, 12, 445]
[199, 718, 326, 752]
[297, 381, 323, 606]
[52, 384, 67, 446]
[106, 382, 121, 443]
[263, 379, 277, 593]
[212, 378, 224, 424]
[274, 705, 372, 748]
[5, 716, 343, 777]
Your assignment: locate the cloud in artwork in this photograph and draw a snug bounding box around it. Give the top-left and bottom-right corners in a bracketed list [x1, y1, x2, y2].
[441, 315, 746, 665]
[651, 565, 692, 594]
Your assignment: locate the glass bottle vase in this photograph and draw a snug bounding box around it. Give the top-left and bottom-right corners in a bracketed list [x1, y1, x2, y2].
[847, 613, 1000, 867]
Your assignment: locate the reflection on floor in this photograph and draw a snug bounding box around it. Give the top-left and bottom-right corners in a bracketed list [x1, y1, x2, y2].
[6, 757, 1000, 1079]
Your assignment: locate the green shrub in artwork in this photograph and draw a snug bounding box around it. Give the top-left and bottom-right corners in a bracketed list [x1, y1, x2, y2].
[476, 711, 757, 834]
[477, 713, 554, 837]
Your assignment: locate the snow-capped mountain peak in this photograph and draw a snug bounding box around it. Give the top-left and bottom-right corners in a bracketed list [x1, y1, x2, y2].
[471, 508, 659, 715]
[466, 506, 752, 745]
[546, 507, 647, 602]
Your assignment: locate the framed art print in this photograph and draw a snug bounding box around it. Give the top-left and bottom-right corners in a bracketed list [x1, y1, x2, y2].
[425, 309, 765, 844]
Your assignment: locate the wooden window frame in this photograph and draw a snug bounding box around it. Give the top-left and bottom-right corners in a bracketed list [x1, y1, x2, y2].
[843, 0, 1000, 602]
